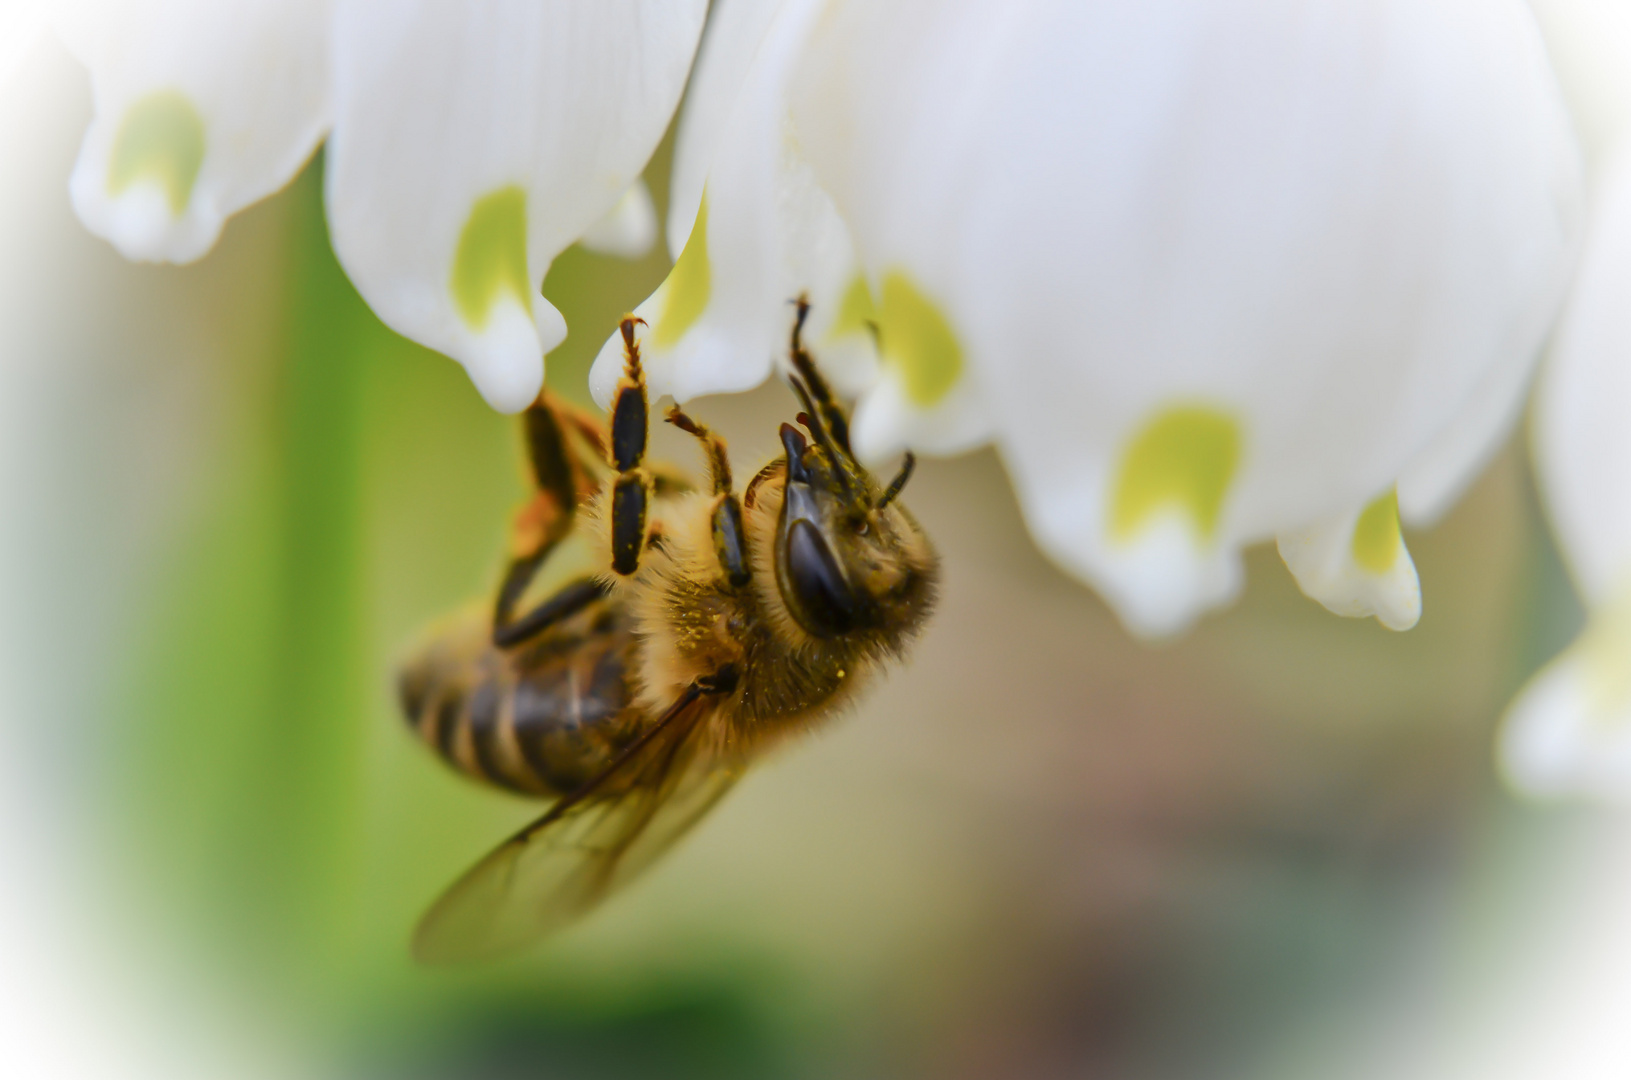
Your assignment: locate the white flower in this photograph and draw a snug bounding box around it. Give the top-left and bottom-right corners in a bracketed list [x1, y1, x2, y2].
[588, 0, 882, 409]
[592, 0, 1582, 638]
[0, 1, 48, 90]
[55, 0, 707, 411]
[61, 0, 1592, 652]
[1500, 0, 1631, 800]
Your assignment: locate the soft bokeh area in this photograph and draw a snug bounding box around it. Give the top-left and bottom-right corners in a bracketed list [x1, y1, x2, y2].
[5, 34, 1629, 1080]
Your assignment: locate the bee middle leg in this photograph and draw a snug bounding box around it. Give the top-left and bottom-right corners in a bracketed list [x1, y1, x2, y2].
[666, 406, 750, 589]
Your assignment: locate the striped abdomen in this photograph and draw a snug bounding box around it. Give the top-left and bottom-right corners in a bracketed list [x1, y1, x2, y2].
[397, 596, 644, 796]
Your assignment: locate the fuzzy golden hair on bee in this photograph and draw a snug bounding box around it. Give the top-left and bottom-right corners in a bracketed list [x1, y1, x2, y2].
[396, 303, 938, 964]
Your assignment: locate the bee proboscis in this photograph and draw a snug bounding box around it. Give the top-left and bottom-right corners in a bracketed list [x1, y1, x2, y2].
[398, 301, 939, 963]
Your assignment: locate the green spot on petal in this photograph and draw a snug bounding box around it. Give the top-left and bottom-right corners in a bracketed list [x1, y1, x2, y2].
[451, 185, 531, 331]
[653, 195, 711, 349]
[107, 90, 205, 215]
[878, 271, 962, 406]
[1110, 406, 1241, 543]
[1578, 590, 1631, 717]
[827, 273, 876, 342]
[1350, 490, 1402, 574]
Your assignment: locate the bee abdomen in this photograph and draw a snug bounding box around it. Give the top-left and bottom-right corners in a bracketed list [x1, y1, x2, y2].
[398, 610, 639, 799]
[508, 644, 632, 794]
[398, 657, 548, 796]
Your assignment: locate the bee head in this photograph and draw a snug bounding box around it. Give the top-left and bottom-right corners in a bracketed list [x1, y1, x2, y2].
[772, 418, 936, 641]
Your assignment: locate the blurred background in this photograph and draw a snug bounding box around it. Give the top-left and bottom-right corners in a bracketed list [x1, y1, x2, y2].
[3, 32, 1629, 1080]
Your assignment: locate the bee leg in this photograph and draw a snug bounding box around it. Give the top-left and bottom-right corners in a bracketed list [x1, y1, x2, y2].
[492, 577, 608, 649]
[648, 461, 696, 498]
[666, 406, 751, 589]
[493, 392, 606, 646]
[609, 316, 653, 577]
[785, 293, 852, 455]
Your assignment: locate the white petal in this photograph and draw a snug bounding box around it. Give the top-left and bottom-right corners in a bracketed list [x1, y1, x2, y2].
[1506, 123, 1631, 801]
[1501, 593, 1631, 801]
[1277, 491, 1421, 632]
[589, 0, 874, 412]
[1396, 0, 1631, 525]
[850, 358, 991, 463]
[1036, 497, 1244, 642]
[0, 0, 47, 91]
[665, 0, 785, 260]
[577, 179, 658, 260]
[1528, 0, 1631, 172]
[1399, 0, 1628, 527]
[327, 0, 707, 412]
[1393, 308, 1554, 528]
[792, 0, 1580, 636]
[1534, 149, 1631, 605]
[58, 0, 332, 264]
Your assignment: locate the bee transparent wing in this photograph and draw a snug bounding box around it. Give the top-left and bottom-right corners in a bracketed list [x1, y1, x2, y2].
[412, 687, 741, 964]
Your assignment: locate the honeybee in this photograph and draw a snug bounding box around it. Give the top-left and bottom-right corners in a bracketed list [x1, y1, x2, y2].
[398, 300, 939, 963]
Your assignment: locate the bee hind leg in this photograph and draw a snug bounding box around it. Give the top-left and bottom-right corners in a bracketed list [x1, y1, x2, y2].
[492, 389, 608, 647]
[492, 576, 608, 649]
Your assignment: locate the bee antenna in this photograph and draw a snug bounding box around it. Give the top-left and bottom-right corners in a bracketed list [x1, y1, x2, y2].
[786, 377, 822, 440]
[784, 309, 853, 456]
[784, 374, 853, 494]
[789, 293, 812, 354]
[874, 452, 916, 511]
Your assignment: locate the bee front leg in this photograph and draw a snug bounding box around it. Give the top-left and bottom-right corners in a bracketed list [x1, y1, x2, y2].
[609, 317, 653, 577]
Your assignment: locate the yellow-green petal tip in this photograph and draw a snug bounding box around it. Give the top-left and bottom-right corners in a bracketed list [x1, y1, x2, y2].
[1350, 490, 1402, 574]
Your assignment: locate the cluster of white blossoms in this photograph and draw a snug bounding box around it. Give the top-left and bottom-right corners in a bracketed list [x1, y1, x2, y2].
[43, 0, 1631, 799]
[53, 0, 705, 410]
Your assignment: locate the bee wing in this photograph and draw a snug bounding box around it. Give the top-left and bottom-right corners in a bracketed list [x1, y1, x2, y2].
[412, 687, 741, 964]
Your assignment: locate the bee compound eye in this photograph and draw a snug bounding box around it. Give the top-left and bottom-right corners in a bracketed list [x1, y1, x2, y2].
[784, 518, 861, 637]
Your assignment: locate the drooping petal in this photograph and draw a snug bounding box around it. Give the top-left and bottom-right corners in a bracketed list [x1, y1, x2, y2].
[1533, 152, 1631, 607]
[1277, 490, 1421, 632]
[327, 0, 707, 412]
[578, 180, 658, 260]
[791, 0, 1581, 636]
[1502, 591, 1631, 801]
[58, 0, 333, 263]
[1502, 149, 1631, 798]
[588, 0, 877, 412]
